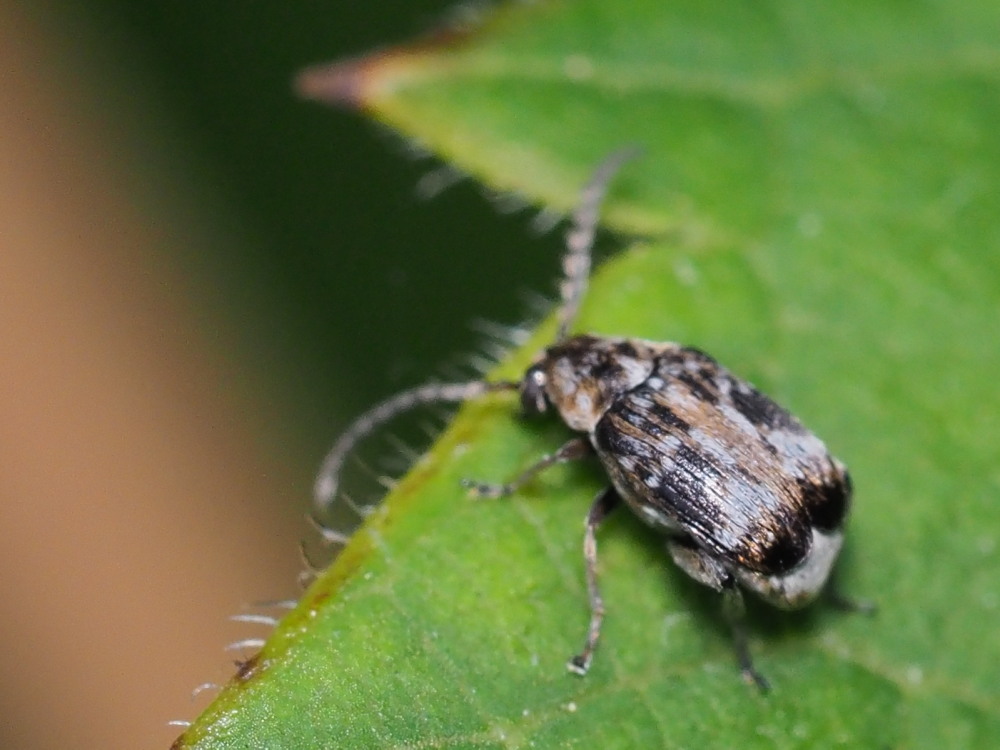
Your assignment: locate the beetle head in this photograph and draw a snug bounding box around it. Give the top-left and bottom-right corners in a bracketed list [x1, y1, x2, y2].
[524, 335, 657, 432]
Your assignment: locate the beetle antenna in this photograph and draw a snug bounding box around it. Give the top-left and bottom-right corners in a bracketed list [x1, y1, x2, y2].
[314, 380, 517, 511]
[557, 146, 642, 342]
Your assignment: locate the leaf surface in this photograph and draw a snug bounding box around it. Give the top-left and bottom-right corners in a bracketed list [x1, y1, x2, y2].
[176, 1, 1000, 747]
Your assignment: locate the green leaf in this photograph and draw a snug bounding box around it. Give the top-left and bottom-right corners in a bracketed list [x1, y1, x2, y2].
[176, 1, 1000, 747]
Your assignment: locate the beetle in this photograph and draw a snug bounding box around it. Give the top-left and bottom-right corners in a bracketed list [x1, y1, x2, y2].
[314, 148, 858, 690]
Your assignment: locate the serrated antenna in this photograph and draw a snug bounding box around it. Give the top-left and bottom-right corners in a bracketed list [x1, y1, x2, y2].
[556, 146, 642, 342]
[314, 380, 517, 511]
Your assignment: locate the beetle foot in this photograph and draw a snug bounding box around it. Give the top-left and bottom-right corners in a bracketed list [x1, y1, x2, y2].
[566, 653, 590, 676]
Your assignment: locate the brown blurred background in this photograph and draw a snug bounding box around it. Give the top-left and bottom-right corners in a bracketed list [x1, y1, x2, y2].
[1, 6, 304, 749]
[1, 3, 564, 748]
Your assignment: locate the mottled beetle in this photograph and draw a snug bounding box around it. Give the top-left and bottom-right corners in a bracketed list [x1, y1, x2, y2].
[315, 149, 856, 690]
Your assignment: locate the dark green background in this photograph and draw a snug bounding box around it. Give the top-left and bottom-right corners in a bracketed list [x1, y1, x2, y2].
[53, 0, 567, 463]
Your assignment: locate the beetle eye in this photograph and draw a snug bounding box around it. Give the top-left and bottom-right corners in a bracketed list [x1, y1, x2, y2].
[520, 367, 549, 415]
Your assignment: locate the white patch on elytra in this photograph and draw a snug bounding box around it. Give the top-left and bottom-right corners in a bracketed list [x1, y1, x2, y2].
[739, 528, 843, 609]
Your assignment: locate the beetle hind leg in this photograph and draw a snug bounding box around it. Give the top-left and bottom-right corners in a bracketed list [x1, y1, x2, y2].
[826, 588, 878, 616]
[721, 581, 771, 692]
[667, 538, 770, 691]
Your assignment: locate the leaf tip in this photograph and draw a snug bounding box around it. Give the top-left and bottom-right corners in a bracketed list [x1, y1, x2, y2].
[294, 56, 372, 109]
[295, 21, 483, 112]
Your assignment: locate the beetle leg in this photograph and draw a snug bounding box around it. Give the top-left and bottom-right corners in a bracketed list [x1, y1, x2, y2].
[667, 539, 771, 690]
[462, 437, 591, 499]
[825, 584, 877, 615]
[721, 578, 770, 692]
[567, 486, 621, 675]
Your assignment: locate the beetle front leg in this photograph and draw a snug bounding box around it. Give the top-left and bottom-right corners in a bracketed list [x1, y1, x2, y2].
[462, 437, 591, 499]
[567, 486, 621, 675]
